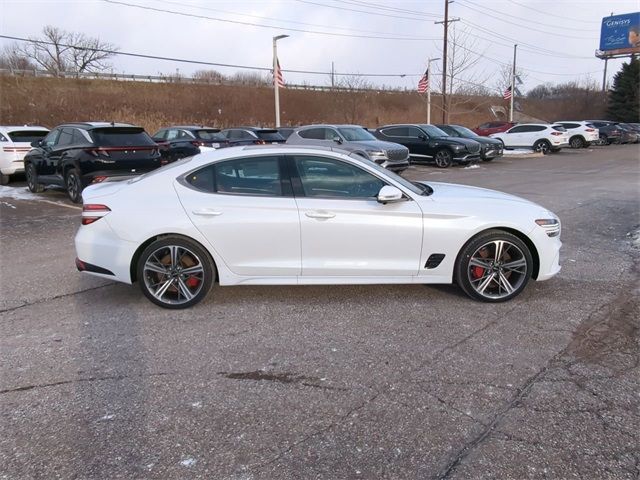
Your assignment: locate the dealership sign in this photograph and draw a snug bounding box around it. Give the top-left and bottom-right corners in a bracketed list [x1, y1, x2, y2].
[599, 12, 640, 56]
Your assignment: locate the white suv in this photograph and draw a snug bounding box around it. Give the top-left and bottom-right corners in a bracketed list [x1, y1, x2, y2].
[490, 123, 570, 154]
[0, 126, 50, 184]
[554, 121, 599, 148]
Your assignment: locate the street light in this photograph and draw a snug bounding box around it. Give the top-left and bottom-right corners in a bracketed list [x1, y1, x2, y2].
[273, 34, 289, 128]
[426, 57, 440, 124]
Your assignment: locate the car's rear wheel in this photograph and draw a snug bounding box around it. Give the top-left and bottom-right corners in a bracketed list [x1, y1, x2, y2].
[434, 149, 453, 168]
[65, 169, 83, 203]
[569, 136, 585, 149]
[455, 230, 533, 302]
[137, 236, 214, 309]
[26, 163, 45, 193]
[598, 134, 609, 145]
[533, 140, 551, 155]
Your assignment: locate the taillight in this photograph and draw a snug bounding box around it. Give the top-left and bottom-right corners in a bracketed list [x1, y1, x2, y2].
[85, 148, 110, 157]
[190, 140, 204, 147]
[82, 204, 111, 225]
[550, 132, 563, 136]
[254, 139, 266, 145]
[91, 176, 108, 184]
[585, 128, 595, 132]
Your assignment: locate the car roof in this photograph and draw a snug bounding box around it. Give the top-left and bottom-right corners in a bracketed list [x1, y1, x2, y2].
[160, 125, 220, 130]
[297, 124, 366, 129]
[0, 125, 49, 132]
[57, 122, 139, 130]
[222, 126, 278, 131]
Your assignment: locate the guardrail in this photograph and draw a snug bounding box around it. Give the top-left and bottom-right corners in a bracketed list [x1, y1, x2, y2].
[0, 68, 422, 95]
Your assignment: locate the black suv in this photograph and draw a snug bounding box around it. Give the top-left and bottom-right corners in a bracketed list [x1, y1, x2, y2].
[152, 126, 230, 162]
[435, 124, 503, 161]
[24, 122, 163, 203]
[374, 124, 482, 168]
[220, 127, 286, 146]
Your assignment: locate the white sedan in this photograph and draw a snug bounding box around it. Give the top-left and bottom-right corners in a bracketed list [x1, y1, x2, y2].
[75, 146, 562, 308]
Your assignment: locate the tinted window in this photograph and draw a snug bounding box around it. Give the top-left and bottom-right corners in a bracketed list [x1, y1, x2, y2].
[166, 129, 179, 140]
[152, 129, 167, 140]
[72, 129, 91, 144]
[178, 130, 195, 139]
[337, 127, 376, 141]
[90, 128, 156, 146]
[559, 123, 580, 129]
[508, 126, 530, 133]
[380, 127, 408, 137]
[298, 128, 326, 140]
[552, 126, 567, 132]
[407, 127, 424, 138]
[56, 128, 75, 147]
[452, 126, 478, 137]
[0, 133, 7, 142]
[7, 130, 49, 143]
[294, 156, 385, 199]
[436, 125, 457, 136]
[43, 129, 60, 147]
[216, 157, 282, 196]
[194, 129, 225, 141]
[256, 130, 285, 141]
[418, 125, 448, 137]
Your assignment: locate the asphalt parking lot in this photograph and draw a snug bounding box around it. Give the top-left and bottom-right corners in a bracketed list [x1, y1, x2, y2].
[1, 145, 638, 479]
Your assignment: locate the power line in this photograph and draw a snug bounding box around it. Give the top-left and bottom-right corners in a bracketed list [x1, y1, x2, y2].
[293, 0, 435, 23]
[0, 34, 420, 78]
[102, 0, 440, 41]
[507, 0, 600, 25]
[330, 0, 441, 19]
[454, 0, 595, 39]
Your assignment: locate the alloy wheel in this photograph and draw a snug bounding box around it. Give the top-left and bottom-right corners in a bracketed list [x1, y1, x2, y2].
[435, 150, 452, 168]
[466, 240, 528, 300]
[142, 245, 206, 306]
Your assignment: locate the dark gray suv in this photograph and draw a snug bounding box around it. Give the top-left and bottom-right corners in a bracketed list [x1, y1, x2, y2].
[286, 124, 410, 173]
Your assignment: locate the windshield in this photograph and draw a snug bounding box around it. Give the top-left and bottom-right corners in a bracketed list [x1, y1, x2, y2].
[338, 127, 377, 141]
[452, 126, 478, 138]
[195, 129, 225, 141]
[418, 125, 449, 137]
[7, 130, 49, 143]
[91, 128, 156, 146]
[256, 130, 285, 141]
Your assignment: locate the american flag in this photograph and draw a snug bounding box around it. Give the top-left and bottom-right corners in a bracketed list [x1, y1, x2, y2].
[503, 85, 512, 100]
[274, 58, 285, 88]
[417, 68, 429, 94]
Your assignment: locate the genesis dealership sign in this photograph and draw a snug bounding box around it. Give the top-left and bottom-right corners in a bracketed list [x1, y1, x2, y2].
[599, 12, 640, 56]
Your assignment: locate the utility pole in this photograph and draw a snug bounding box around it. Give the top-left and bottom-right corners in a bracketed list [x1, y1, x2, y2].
[435, 0, 459, 123]
[331, 61, 335, 88]
[509, 44, 517, 122]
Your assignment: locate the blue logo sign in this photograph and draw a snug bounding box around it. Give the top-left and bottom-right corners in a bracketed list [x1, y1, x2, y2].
[600, 12, 640, 52]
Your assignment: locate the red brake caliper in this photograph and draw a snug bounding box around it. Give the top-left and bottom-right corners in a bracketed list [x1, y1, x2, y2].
[186, 277, 200, 288]
[472, 266, 485, 279]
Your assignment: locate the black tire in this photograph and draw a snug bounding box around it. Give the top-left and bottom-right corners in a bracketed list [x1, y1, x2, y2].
[25, 163, 45, 193]
[0, 173, 9, 185]
[533, 140, 551, 155]
[482, 157, 494, 162]
[455, 229, 533, 303]
[434, 149, 453, 168]
[137, 236, 214, 309]
[569, 136, 585, 149]
[599, 134, 608, 146]
[65, 168, 83, 203]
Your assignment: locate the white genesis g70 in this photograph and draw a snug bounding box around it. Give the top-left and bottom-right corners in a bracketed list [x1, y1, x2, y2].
[75, 146, 561, 308]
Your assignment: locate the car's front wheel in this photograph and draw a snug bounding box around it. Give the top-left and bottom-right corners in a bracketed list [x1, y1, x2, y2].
[65, 169, 83, 203]
[434, 149, 453, 168]
[137, 236, 214, 309]
[455, 230, 533, 302]
[26, 163, 45, 193]
[569, 136, 585, 149]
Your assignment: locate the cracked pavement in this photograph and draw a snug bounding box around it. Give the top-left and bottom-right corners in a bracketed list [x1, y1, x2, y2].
[1, 145, 639, 479]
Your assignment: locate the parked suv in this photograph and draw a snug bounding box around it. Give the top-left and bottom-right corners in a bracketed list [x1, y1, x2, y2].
[286, 124, 410, 172]
[554, 121, 599, 148]
[0, 126, 49, 184]
[221, 127, 286, 146]
[490, 124, 569, 154]
[473, 121, 517, 137]
[435, 124, 503, 161]
[24, 122, 164, 203]
[152, 126, 230, 162]
[374, 124, 481, 168]
[584, 121, 623, 145]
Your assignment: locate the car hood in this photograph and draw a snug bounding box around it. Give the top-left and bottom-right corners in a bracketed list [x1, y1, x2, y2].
[350, 140, 408, 151]
[434, 136, 480, 148]
[466, 136, 502, 147]
[419, 181, 539, 206]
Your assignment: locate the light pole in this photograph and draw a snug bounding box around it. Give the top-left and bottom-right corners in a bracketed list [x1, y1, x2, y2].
[273, 34, 289, 127]
[426, 57, 440, 124]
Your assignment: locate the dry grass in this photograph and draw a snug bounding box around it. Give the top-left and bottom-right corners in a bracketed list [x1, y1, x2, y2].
[0, 75, 606, 133]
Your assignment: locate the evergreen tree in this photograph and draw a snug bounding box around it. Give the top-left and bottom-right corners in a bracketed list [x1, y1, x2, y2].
[607, 58, 640, 122]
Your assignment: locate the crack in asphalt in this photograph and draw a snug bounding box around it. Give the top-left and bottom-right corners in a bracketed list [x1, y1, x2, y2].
[0, 282, 117, 315]
[0, 372, 173, 395]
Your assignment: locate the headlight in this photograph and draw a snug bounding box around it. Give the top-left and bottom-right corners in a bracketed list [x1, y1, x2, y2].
[451, 144, 464, 151]
[367, 150, 388, 159]
[536, 218, 561, 237]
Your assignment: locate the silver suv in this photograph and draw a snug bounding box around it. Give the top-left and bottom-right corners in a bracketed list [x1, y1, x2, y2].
[286, 124, 410, 172]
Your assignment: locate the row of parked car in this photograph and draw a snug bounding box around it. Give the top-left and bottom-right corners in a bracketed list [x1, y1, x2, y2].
[0, 118, 637, 203]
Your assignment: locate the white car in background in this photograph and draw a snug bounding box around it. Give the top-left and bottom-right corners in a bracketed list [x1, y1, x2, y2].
[490, 123, 570, 154]
[0, 126, 50, 184]
[554, 121, 599, 148]
[75, 145, 562, 309]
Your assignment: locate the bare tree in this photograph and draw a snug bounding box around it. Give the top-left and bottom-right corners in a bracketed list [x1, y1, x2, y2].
[494, 63, 526, 97]
[0, 44, 36, 71]
[334, 74, 374, 123]
[15, 26, 117, 76]
[193, 69, 225, 84]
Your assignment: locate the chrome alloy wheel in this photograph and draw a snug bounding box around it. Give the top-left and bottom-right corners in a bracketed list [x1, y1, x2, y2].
[142, 245, 205, 305]
[467, 240, 528, 300]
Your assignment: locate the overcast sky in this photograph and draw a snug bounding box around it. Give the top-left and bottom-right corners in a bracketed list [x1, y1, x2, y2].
[1, 0, 638, 92]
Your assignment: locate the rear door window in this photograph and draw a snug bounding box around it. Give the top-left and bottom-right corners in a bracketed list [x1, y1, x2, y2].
[56, 128, 75, 148]
[7, 130, 49, 143]
[298, 128, 326, 140]
[380, 127, 408, 137]
[90, 128, 156, 146]
[256, 130, 285, 142]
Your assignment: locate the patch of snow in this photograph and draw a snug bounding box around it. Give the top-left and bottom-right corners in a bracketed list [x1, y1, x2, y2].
[98, 414, 115, 421]
[180, 457, 197, 468]
[627, 228, 640, 248]
[463, 164, 480, 169]
[1, 201, 16, 209]
[0, 185, 80, 210]
[502, 149, 536, 156]
[191, 401, 202, 408]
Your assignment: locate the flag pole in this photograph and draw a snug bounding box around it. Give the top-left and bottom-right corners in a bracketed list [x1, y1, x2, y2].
[509, 44, 517, 122]
[273, 35, 289, 128]
[427, 60, 431, 124]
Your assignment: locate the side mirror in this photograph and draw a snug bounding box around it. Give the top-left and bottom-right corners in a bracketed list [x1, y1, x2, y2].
[332, 135, 343, 145]
[377, 185, 404, 204]
[418, 134, 427, 141]
[31, 140, 42, 148]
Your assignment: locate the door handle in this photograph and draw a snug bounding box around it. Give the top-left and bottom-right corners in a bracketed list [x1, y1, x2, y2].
[305, 211, 335, 219]
[192, 209, 223, 217]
